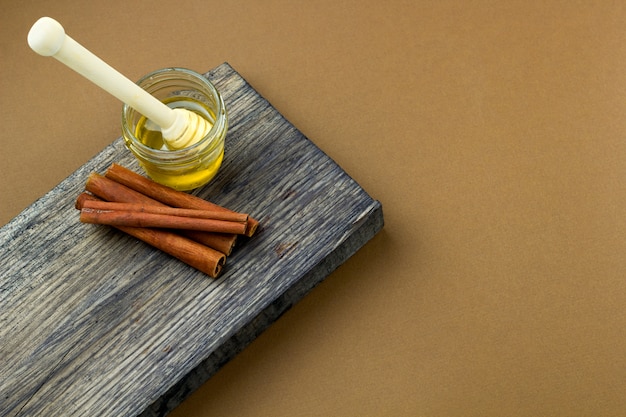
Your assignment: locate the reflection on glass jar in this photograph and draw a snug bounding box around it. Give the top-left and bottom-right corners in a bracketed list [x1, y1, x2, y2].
[122, 67, 227, 191]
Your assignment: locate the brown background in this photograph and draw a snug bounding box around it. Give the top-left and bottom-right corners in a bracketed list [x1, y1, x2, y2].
[3, 1, 626, 415]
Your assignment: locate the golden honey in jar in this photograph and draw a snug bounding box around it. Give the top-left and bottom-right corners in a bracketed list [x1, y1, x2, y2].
[122, 68, 227, 191]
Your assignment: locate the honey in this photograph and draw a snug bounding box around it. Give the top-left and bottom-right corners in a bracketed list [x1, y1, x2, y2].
[132, 97, 224, 190]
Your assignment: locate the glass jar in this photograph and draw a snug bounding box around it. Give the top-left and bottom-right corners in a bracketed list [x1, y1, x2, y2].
[122, 67, 228, 191]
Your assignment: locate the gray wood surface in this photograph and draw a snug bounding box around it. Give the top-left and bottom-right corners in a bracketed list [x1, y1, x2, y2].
[0, 63, 383, 417]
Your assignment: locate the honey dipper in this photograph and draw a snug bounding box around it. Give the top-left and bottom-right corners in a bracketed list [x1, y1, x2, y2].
[27, 17, 211, 150]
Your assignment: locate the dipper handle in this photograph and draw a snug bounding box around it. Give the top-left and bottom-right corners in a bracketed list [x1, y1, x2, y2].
[27, 17, 176, 130]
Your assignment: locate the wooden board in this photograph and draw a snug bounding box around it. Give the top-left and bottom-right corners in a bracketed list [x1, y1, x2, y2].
[0, 63, 383, 417]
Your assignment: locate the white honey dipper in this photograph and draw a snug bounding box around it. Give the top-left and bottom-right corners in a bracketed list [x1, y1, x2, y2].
[27, 16, 210, 150]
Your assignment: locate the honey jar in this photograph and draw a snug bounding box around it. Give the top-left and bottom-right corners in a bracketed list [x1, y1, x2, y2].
[122, 68, 227, 191]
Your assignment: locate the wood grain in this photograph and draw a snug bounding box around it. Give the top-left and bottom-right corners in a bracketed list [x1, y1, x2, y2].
[0, 63, 383, 417]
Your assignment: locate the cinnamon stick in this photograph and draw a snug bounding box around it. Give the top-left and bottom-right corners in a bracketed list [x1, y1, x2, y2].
[180, 230, 237, 256]
[80, 207, 248, 234]
[81, 200, 249, 223]
[83, 175, 238, 255]
[115, 226, 225, 278]
[86, 172, 161, 206]
[105, 163, 259, 236]
[75, 191, 101, 210]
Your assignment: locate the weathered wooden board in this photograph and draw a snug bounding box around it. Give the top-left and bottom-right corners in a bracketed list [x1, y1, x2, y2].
[0, 63, 383, 417]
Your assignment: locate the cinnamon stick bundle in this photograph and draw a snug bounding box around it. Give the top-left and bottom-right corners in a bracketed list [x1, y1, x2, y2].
[83, 174, 238, 255]
[75, 193, 225, 277]
[76, 165, 259, 278]
[105, 163, 259, 237]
